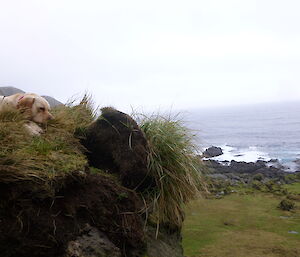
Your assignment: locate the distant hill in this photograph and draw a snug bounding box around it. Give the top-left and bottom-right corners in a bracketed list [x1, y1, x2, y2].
[41, 95, 63, 107]
[0, 86, 24, 96]
[0, 86, 63, 107]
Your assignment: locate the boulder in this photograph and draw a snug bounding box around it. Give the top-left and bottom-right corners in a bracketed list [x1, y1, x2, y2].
[203, 146, 223, 158]
[80, 107, 154, 191]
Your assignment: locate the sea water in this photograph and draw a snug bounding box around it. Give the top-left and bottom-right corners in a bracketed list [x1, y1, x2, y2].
[185, 101, 300, 171]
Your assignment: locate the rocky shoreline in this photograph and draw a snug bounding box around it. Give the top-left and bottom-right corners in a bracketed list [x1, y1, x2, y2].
[202, 146, 300, 186]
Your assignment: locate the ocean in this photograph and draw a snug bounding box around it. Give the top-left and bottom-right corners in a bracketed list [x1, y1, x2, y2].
[185, 101, 300, 171]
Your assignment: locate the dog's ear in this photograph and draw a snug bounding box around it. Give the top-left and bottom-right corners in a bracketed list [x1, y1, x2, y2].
[17, 96, 35, 109]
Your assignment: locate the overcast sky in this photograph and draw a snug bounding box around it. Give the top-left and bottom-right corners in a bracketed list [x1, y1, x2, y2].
[1, 0, 300, 112]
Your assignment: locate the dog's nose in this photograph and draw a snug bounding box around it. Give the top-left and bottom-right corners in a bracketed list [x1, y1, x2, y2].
[48, 113, 54, 120]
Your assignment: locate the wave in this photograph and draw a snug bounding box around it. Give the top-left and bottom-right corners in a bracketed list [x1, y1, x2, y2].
[207, 145, 271, 163]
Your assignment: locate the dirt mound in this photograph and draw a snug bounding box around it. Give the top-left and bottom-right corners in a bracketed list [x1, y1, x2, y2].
[80, 107, 154, 191]
[0, 171, 145, 257]
[0, 103, 194, 257]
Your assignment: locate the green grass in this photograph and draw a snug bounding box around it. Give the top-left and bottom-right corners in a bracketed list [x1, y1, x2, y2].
[183, 192, 300, 257]
[283, 182, 300, 194]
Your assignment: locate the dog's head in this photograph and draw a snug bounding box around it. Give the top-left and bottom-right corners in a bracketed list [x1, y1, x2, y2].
[17, 94, 54, 124]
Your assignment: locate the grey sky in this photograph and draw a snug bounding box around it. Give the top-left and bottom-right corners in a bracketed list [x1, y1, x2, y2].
[1, 0, 300, 112]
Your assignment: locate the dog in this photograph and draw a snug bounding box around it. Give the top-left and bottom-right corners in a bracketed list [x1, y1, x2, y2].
[0, 93, 54, 135]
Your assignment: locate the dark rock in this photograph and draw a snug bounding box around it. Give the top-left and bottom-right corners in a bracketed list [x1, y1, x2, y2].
[204, 158, 289, 185]
[80, 107, 154, 191]
[234, 154, 243, 157]
[221, 160, 230, 164]
[269, 159, 279, 163]
[255, 167, 283, 179]
[203, 146, 223, 157]
[230, 160, 265, 173]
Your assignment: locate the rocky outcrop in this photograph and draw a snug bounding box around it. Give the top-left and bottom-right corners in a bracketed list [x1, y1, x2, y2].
[204, 159, 287, 184]
[203, 146, 223, 157]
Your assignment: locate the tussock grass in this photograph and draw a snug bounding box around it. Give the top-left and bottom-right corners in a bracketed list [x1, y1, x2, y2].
[50, 94, 97, 133]
[140, 115, 207, 227]
[0, 96, 94, 190]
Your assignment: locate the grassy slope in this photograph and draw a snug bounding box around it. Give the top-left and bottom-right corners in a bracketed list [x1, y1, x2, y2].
[183, 183, 300, 257]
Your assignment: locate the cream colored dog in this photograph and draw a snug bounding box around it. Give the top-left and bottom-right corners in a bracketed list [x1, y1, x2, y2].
[0, 93, 54, 135]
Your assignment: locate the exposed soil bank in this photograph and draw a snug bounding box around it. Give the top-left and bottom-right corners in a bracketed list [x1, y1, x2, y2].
[0, 171, 145, 257]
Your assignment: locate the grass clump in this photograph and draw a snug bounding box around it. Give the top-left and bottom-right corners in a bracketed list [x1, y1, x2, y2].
[139, 115, 207, 227]
[0, 97, 94, 189]
[278, 199, 295, 211]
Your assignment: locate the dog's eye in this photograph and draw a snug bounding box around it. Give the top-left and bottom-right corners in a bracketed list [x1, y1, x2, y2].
[39, 107, 45, 112]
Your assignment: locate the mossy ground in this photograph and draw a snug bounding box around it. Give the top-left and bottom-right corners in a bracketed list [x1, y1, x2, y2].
[183, 183, 300, 257]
